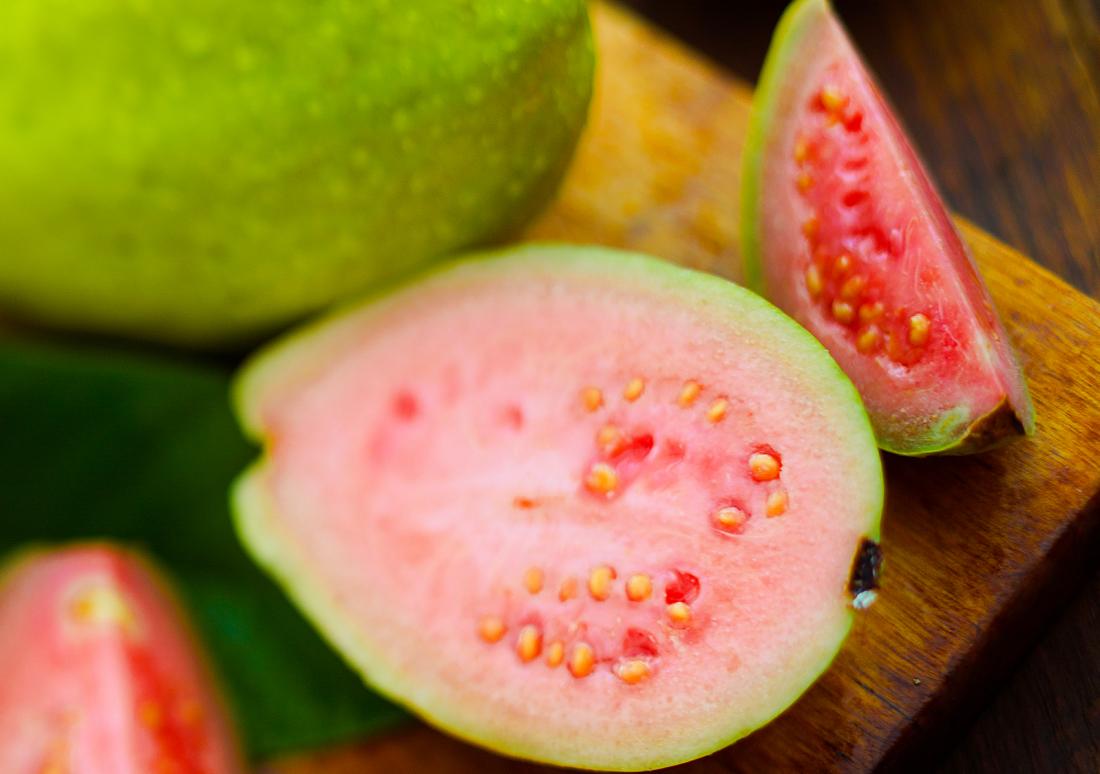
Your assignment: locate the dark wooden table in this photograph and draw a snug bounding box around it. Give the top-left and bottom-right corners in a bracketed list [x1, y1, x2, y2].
[620, 1, 1100, 771]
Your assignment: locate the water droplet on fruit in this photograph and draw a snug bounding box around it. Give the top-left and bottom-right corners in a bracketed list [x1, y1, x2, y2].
[666, 602, 692, 627]
[581, 387, 603, 412]
[713, 505, 748, 533]
[677, 380, 702, 407]
[478, 616, 505, 643]
[908, 313, 931, 346]
[664, 570, 700, 605]
[546, 641, 564, 668]
[584, 462, 618, 497]
[568, 643, 596, 678]
[766, 489, 789, 517]
[832, 300, 855, 325]
[615, 660, 651, 684]
[559, 577, 578, 602]
[516, 625, 542, 662]
[706, 399, 729, 424]
[623, 377, 645, 402]
[857, 325, 882, 354]
[805, 265, 823, 297]
[749, 452, 781, 482]
[588, 565, 616, 601]
[523, 567, 543, 595]
[596, 424, 627, 457]
[625, 574, 652, 602]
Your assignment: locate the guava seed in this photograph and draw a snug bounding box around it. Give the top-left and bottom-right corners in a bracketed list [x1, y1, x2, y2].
[478, 616, 505, 644]
[625, 574, 652, 602]
[588, 566, 616, 601]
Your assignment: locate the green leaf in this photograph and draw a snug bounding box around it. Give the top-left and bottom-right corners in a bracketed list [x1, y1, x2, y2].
[0, 342, 407, 759]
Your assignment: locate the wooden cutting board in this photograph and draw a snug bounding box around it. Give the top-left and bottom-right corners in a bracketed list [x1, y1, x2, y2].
[268, 3, 1100, 771]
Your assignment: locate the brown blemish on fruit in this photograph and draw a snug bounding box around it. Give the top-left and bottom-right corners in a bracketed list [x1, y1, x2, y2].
[513, 496, 537, 509]
[666, 602, 691, 626]
[706, 398, 729, 424]
[805, 264, 823, 297]
[749, 452, 781, 481]
[596, 424, 627, 457]
[615, 660, 651, 685]
[559, 577, 578, 602]
[625, 574, 652, 602]
[623, 377, 645, 402]
[584, 462, 618, 497]
[908, 313, 931, 346]
[516, 625, 542, 662]
[832, 300, 855, 325]
[677, 380, 702, 407]
[523, 567, 543, 595]
[478, 616, 505, 644]
[581, 387, 603, 412]
[569, 643, 596, 678]
[588, 565, 616, 601]
[849, 538, 883, 595]
[857, 325, 882, 354]
[766, 489, 790, 517]
[713, 505, 748, 532]
[545, 641, 564, 668]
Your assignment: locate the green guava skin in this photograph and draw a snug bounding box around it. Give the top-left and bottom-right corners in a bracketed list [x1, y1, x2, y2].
[0, 0, 593, 348]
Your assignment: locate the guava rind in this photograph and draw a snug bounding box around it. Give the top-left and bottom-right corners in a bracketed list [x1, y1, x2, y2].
[231, 244, 884, 770]
[0, 0, 593, 348]
[741, 0, 1033, 456]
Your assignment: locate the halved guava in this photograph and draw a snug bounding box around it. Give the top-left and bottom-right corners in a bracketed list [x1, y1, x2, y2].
[232, 244, 883, 770]
[742, 0, 1034, 455]
[0, 544, 244, 774]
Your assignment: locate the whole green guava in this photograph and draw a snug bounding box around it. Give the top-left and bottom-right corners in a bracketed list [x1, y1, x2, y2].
[0, 0, 593, 347]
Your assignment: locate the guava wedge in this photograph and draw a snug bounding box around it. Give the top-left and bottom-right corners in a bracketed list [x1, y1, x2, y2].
[0, 544, 244, 773]
[741, 0, 1034, 455]
[232, 244, 884, 770]
[0, 0, 592, 348]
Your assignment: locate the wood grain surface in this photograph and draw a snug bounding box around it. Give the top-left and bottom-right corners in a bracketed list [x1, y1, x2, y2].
[267, 2, 1100, 771]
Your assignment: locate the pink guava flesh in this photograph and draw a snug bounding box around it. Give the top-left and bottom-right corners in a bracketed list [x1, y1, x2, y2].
[233, 246, 883, 770]
[0, 544, 243, 774]
[742, 0, 1033, 455]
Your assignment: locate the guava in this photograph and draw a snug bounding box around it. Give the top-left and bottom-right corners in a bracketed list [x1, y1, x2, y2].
[231, 244, 884, 770]
[741, 0, 1034, 455]
[0, 543, 243, 772]
[0, 0, 593, 348]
